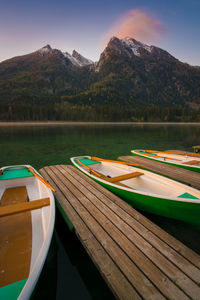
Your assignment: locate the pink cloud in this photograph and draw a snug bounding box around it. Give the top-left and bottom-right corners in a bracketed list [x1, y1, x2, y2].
[102, 9, 167, 47]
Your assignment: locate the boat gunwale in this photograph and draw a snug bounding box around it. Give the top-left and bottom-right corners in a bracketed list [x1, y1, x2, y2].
[70, 156, 200, 204]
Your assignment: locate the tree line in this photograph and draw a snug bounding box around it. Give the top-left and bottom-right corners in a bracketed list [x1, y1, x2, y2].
[0, 102, 200, 122]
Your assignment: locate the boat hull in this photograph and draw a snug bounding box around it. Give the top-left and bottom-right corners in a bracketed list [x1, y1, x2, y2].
[131, 151, 200, 173]
[92, 176, 200, 229]
[71, 157, 200, 230]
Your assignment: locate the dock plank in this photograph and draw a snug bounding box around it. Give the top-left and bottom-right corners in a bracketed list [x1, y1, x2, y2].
[58, 166, 196, 299]
[41, 167, 140, 300]
[45, 166, 162, 299]
[64, 166, 200, 285]
[40, 165, 200, 300]
[69, 165, 200, 269]
[58, 165, 200, 299]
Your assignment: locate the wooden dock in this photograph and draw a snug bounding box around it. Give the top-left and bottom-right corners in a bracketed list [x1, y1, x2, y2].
[40, 165, 200, 300]
[119, 155, 200, 190]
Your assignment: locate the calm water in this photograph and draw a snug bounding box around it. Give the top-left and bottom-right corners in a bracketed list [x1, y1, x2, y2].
[0, 123, 200, 299]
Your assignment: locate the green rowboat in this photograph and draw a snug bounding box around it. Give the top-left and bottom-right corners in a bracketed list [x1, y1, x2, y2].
[71, 156, 200, 229]
[131, 149, 200, 173]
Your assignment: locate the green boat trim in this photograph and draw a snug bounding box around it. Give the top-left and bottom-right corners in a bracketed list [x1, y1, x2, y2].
[0, 279, 27, 300]
[71, 156, 200, 230]
[0, 167, 34, 180]
[77, 158, 101, 166]
[131, 150, 200, 173]
[139, 151, 158, 156]
[178, 192, 199, 199]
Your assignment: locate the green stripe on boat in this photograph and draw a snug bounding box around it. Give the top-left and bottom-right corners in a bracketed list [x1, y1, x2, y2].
[140, 151, 157, 156]
[178, 192, 199, 199]
[76, 158, 100, 166]
[0, 279, 27, 300]
[0, 168, 34, 180]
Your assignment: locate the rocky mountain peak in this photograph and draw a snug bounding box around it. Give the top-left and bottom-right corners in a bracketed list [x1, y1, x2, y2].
[72, 50, 80, 58]
[107, 36, 154, 57]
[96, 36, 177, 72]
[63, 50, 93, 67]
[37, 44, 53, 54]
[72, 50, 94, 66]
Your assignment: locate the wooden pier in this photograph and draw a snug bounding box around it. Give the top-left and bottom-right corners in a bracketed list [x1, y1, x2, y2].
[40, 165, 200, 300]
[119, 155, 200, 190]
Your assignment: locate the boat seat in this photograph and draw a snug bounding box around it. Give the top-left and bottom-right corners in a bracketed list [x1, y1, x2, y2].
[0, 197, 50, 218]
[182, 160, 200, 165]
[109, 172, 144, 183]
[0, 186, 50, 217]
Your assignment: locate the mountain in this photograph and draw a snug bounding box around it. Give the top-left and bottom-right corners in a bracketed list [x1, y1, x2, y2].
[0, 45, 95, 103]
[68, 50, 94, 67]
[96, 36, 174, 71]
[92, 37, 200, 108]
[0, 37, 200, 111]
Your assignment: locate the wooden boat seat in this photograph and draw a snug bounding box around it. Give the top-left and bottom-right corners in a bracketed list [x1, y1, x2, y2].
[109, 172, 144, 183]
[182, 160, 200, 165]
[86, 169, 135, 189]
[76, 159, 141, 189]
[0, 197, 50, 218]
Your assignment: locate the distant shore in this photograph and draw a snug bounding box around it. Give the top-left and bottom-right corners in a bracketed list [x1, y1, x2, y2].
[0, 121, 200, 126]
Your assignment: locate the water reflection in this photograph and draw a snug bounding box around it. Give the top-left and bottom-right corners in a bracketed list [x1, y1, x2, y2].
[0, 123, 200, 169]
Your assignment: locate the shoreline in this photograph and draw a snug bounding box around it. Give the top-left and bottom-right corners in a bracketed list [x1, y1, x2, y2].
[0, 121, 200, 126]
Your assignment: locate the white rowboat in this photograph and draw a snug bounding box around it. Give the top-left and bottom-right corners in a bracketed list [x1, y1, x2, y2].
[0, 165, 55, 300]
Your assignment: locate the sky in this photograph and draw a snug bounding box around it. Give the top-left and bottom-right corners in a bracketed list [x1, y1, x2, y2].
[0, 0, 200, 65]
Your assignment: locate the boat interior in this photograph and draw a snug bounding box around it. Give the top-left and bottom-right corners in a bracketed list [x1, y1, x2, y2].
[75, 157, 200, 200]
[0, 168, 51, 288]
[0, 186, 32, 288]
[139, 150, 200, 166]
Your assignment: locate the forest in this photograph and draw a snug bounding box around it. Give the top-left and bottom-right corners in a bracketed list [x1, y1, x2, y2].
[0, 102, 200, 122]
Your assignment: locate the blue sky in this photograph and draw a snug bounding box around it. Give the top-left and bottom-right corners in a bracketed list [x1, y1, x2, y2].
[0, 0, 200, 65]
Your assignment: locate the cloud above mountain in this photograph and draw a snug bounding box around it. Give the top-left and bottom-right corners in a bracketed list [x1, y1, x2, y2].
[102, 9, 167, 47]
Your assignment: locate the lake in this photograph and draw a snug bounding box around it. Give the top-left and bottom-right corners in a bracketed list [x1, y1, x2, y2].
[0, 122, 200, 299]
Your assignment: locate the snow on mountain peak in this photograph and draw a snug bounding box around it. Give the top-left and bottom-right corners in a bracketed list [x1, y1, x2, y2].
[36, 45, 93, 67]
[72, 50, 94, 66]
[64, 50, 93, 67]
[108, 36, 153, 57]
[63, 52, 78, 66]
[121, 37, 153, 56]
[38, 44, 52, 54]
